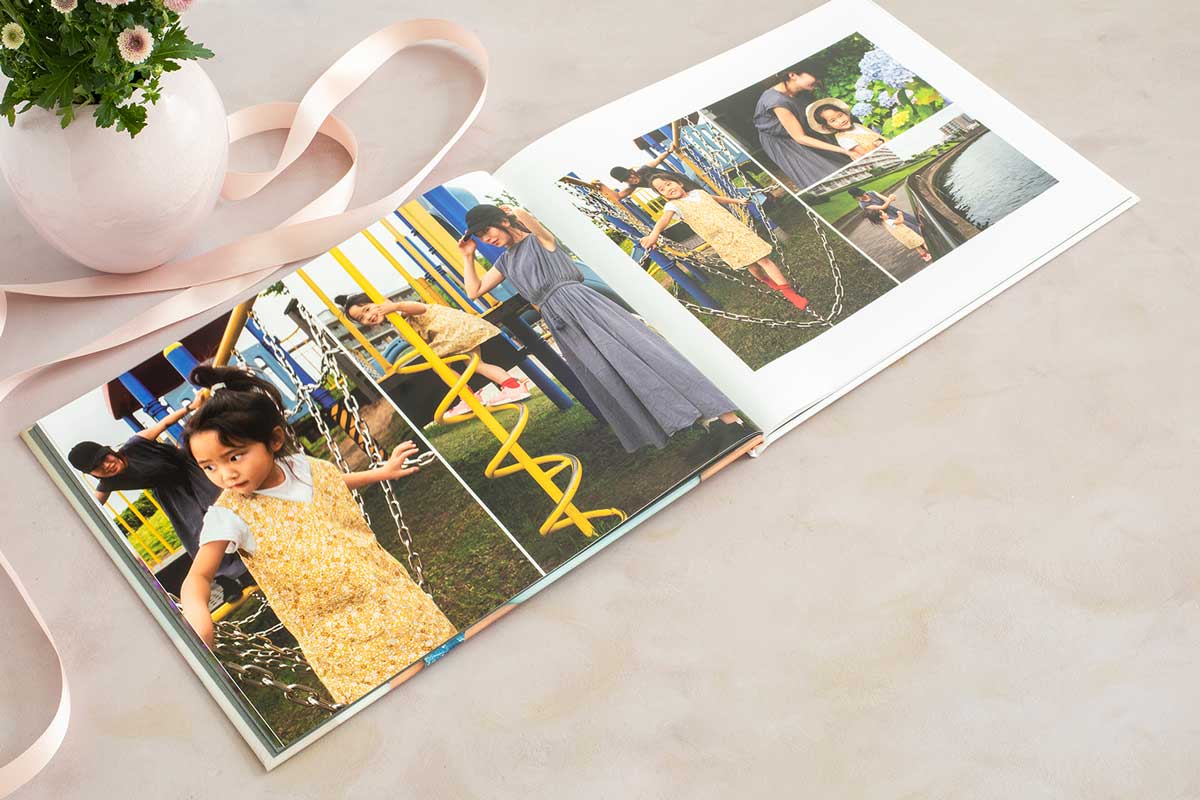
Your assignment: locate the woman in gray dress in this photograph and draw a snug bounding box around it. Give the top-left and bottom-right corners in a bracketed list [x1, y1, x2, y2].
[753, 62, 854, 189]
[458, 204, 742, 453]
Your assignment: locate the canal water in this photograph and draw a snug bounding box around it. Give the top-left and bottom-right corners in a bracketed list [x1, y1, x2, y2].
[935, 132, 1057, 229]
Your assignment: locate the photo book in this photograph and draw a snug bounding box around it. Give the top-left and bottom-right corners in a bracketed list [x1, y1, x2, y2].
[21, 0, 1136, 767]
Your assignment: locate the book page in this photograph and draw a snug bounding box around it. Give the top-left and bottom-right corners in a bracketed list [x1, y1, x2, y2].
[494, 0, 1136, 436]
[23, 171, 763, 764]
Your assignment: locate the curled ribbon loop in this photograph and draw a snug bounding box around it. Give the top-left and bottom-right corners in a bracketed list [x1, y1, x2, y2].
[0, 18, 488, 797]
[0, 18, 489, 405]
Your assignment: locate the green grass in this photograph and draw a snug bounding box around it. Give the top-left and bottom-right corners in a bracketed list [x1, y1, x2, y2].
[802, 158, 936, 223]
[120, 507, 183, 565]
[667, 198, 898, 371]
[326, 413, 543, 627]
[422, 391, 737, 572]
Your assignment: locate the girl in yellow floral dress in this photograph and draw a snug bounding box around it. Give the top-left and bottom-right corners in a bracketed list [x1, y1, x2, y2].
[335, 292, 531, 414]
[639, 174, 809, 310]
[178, 365, 457, 705]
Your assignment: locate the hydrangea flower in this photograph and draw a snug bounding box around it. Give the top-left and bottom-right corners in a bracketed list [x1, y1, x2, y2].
[51, 0, 78, 13]
[855, 75, 870, 90]
[859, 48, 917, 89]
[854, 87, 874, 103]
[95, 0, 135, 5]
[878, 90, 898, 108]
[117, 25, 153, 64]
[1, 21, 24, 50]
[163, 0, 194, 11]
[851, 102, 874, 119]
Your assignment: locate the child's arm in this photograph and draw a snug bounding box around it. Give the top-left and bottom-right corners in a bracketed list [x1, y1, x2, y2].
[712, 194, 751, 206]
[638, 208, 676, 250]
[137, 393, 206, 441]
[459, 238, 506, 300]
[505, 205, 558, 251]
[374, 300, 427, 317]
[93, 489, 111, 505]
[645, 149, 673, 169]
[343, 440, 423, 489]
[180, 540, 228, 647]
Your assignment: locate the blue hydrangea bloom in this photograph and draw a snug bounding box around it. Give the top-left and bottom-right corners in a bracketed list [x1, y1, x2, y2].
[878, 90, 898, 108]
[854, 87, 874, 102]
[858, 49, 916, 89]
[851, 102, 874, 119]
[855, 75, 870, 90]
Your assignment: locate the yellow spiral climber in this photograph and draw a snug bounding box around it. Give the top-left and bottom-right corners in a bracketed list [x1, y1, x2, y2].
[296, 264, 626, 537]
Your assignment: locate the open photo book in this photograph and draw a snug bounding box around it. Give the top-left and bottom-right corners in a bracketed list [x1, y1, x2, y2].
[20, 0, 1136, 768]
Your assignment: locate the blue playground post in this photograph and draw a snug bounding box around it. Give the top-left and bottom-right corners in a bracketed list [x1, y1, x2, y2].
[162, 341, 201, 387]
[423, 186, 501, 262]
[244, 317, 335, 409]
[416, 188, 518, 301]
[122, 415, 143, 433]
[387, 212, 576, 412]
[118, 371, 184, 441]
[597, 211, 721, 309]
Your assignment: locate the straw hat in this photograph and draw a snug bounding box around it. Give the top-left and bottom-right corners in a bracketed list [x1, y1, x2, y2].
[805, 97, 854, 135]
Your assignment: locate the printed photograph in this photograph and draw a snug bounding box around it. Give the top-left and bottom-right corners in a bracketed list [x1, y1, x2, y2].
[34, 299, 549, 746]
[700, 32, 948, 193]
[284, 172, 760, 573]
[800, 113, 1059, 279]
[558, 117, 899, 370]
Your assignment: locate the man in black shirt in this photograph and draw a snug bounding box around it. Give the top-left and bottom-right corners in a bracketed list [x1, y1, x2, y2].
[68, 398, 249, 601]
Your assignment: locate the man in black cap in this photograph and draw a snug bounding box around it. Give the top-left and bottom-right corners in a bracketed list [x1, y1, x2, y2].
[68, 397, 249, 601]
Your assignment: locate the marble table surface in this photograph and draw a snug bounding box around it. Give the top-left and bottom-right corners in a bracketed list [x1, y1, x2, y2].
[1, 1, 1195, 797]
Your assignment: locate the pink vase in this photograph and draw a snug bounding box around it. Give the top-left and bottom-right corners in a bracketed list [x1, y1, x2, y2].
[0, 61, 228, 274]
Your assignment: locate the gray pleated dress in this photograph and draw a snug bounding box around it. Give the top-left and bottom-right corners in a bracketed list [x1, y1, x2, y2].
[753, 88, 850, 190]
[494, 235, 737, 452]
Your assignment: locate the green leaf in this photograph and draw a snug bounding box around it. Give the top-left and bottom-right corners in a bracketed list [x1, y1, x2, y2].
[95, 97, 117, 128]
[149, 25, 214, 64]
[911, 86, 940, 106]
[113, 101, 146, 137]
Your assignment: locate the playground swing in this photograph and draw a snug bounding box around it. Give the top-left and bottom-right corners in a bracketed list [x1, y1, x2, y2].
[570, 120, 848, 331]
[200, 303, 438, 716]
[300, 258, 628, 538]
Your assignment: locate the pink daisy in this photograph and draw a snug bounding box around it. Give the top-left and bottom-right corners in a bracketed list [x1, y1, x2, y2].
[95, 0, 134, 6]
[51, 0, 78, 13]
[116, 25, 153, 64]
[163, 0, 194, 11]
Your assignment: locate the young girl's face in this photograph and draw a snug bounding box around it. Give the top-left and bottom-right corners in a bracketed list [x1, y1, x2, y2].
[190, 428, 285, 495]
[477, 224, 515, 248]
[348, 303, 383, 326]
[652, 178, 687, 200]
[818, 107, 852, 131]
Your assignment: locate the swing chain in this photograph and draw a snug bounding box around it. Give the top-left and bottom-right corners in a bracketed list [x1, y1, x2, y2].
[563, 179, 831, 329]
[701, 122, 848, 323]
[206, 594, 345, 714]
[248, 310, 372, 523]
[222, 661, 343, 713]
[292, 301, 428, 591]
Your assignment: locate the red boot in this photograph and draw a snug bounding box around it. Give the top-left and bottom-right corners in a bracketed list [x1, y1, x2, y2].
[771, 282, 808, 311]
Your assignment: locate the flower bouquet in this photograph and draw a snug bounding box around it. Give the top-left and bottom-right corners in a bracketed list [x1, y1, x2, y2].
[0, 0, 213, 137]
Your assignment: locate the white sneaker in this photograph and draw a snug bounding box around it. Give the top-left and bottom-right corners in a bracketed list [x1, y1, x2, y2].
[446, 391, 481, 418]
[487, 383, 532, 405]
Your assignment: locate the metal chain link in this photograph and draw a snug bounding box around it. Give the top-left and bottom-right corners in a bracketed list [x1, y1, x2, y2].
[291, 301, 428, 589]
[563, 180, 829, 329]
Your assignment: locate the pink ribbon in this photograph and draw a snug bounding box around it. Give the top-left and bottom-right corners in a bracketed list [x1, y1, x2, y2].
[0, 17, 489, 406]
[0, 18, 488, 796]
